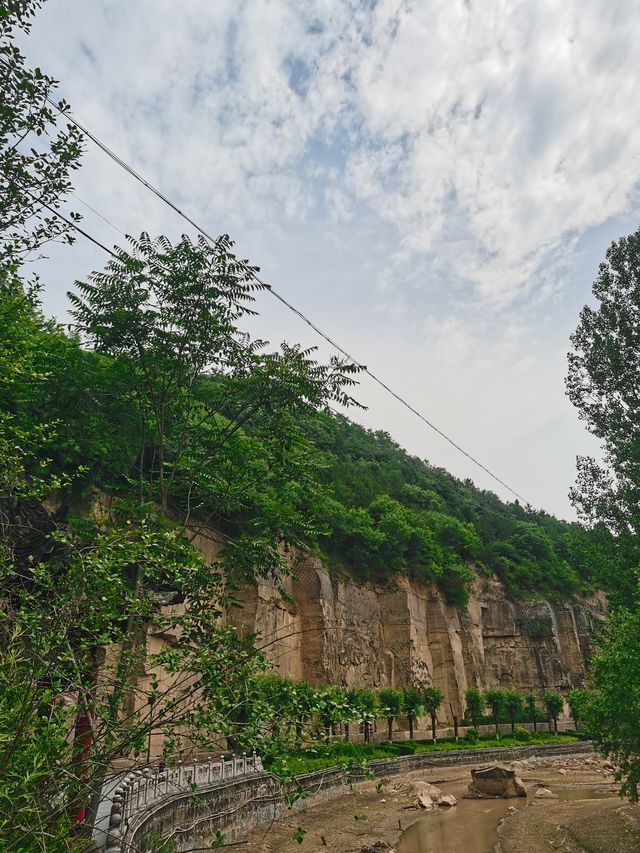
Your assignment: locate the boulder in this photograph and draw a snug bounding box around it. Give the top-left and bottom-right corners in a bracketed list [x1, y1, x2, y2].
[438, 794, 457, 807]
[534, 787, 558, 799]
[413, 781, 441, 804]
[418, 793, 434, 809]
[467, 765, 527, 799]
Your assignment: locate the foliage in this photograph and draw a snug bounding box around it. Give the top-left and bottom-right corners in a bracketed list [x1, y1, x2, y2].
[504, 688, 524, 735]
[513, 725, 531, 742]
[566, 226, 640, 607]
[484, 688, 506, 736]
[565, 225, 640, 800]
[581, 607, 640, 801]
[0, 0, 83, 263]
[464, 687, 484, 728]
[465, 726, 479, 744]
[567, 688, 589, 731]
[423, 685, 444, 741]
[378, 687, 403, 741]
[525, 691, 539, 732]
[543, 690, 564, 733]
[402, 686, 423, 740]
[303, 411, 594, 603]
[267, 732, 580, 776]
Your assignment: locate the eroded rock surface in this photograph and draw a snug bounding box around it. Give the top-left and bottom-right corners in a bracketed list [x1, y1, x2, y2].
[228, 556, 606, 724]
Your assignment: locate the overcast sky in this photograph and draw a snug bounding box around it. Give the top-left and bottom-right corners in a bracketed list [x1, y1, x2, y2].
[18, 0, 640, 519]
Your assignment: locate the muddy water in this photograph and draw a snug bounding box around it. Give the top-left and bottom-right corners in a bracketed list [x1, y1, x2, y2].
[397, 797, 527, 853]
[397, 788, 618, 853]
[557, 787, 617, 801]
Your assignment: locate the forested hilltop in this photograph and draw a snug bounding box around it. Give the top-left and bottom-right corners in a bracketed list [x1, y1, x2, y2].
[5, 282, 596, 607]
[302, 413, 595, 603]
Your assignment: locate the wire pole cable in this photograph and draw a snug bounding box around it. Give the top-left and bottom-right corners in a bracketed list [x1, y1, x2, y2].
[48, 97, 531, 506]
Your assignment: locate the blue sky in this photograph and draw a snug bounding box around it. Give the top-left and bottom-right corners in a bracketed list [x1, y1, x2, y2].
[18, 0, 640, 518]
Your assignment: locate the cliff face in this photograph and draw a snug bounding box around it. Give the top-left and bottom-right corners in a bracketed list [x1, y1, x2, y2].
[229, 555, 606, 722]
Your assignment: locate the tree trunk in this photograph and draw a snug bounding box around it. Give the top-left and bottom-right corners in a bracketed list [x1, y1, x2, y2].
[532, 713, 537, 733]
[387, 717, 393, 741]
[553, 715, 558, 734]
[364, 720, 370, 744]
[431, 713, 437, 743]
[511, 717, 516, 735]
[344, 723, 350, 742]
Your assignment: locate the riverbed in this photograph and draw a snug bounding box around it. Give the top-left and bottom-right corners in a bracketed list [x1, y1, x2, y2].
[243, 753, 639, 853]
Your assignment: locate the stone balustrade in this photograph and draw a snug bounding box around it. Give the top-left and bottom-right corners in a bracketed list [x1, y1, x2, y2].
[105, 752, 263, 852]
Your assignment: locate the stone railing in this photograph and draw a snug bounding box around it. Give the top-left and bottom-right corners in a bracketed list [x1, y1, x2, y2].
[105, 752, 263, 852]
[105, 739, 592, 851]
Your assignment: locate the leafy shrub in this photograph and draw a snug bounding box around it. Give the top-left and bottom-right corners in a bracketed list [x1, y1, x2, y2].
[513, 725, 531, 742]
[465, 727, 479, 743]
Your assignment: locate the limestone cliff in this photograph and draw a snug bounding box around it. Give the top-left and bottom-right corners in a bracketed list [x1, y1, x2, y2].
[229, 555, 606, 723]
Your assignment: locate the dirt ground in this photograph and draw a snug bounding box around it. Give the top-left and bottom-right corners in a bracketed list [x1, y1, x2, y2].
[242, 753, 640, 853]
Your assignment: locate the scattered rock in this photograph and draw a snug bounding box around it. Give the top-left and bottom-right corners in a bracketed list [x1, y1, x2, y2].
[411, 781, 442, 807]
[467, 765, 527, 799]
[534, 787, 559, 799]
[558, 769, 567, 775]
[360, 844, 395, 853]
[418, 793, 434, 809]
[438, 794, 457, 807]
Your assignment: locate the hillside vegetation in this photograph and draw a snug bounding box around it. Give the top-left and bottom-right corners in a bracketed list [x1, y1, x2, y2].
[5, 294, 593, 607]
[303, 413, 594, 603]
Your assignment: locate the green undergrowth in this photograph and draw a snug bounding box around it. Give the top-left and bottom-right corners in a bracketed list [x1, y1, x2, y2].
[265, 731, 582, 777]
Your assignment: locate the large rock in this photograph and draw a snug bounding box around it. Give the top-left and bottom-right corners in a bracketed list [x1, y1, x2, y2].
[467, 765, 527, 799]
[534, 787, 558, 799]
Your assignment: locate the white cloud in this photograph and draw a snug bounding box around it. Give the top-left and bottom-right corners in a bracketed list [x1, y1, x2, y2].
[18, 0, 639, 516]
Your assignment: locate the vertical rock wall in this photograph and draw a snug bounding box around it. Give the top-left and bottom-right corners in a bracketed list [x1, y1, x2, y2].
[228, 555, 606, 723]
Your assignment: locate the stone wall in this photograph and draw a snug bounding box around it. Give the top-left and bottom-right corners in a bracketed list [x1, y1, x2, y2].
[126, 741, 593, 852]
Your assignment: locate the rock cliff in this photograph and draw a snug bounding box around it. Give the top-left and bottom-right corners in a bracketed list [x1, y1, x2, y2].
[229, 555, 606, 723]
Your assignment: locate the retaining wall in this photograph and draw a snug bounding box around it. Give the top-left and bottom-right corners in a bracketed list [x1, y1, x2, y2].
[122, 740, 593, 852]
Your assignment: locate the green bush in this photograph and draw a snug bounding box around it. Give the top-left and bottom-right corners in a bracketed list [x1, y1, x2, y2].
[513, 725, 531, 742]
[465, 726, 479, 743]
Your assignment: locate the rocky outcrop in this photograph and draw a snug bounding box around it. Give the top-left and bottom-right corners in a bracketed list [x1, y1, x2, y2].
[228, 555, 606, 722]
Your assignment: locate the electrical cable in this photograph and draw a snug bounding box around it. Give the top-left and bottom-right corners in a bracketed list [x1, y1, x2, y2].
[47, 97, 532, 506]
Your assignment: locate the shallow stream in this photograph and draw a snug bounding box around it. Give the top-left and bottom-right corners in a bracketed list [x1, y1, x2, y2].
[397, 787, 617, 853]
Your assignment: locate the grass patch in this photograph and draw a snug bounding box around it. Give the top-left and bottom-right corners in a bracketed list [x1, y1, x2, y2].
[265, 732, 581, 777]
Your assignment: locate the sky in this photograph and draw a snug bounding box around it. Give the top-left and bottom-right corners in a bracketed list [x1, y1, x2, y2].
[16, 0, 640, 519]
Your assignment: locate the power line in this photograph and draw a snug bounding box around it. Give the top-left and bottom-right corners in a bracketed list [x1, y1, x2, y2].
[48, 98, 531, 506]
[39, 201, 537, 526]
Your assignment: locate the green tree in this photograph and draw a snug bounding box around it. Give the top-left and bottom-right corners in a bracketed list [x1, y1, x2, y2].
[543, 690, 564, 734]
[464, 687, 484, 729]
[503, 689, 524, 736]
[581, 608, 640, 800]
[1, 0, 83, 264]
[423, 686, 444, 743]
[484, 688, 506, 737]
[316, 685, 348, 742]
[402, 686, 423, 740]
[358, 688, 379, 745]
[378, 687, 403, 742]
[68, 232, 360, 525]
[567, 688, 589, 732]
[524, 691, 539, 733]
[565, 225, 640, 799]
[566, 226, 640, 606]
